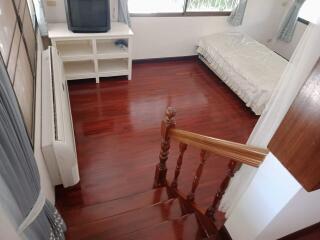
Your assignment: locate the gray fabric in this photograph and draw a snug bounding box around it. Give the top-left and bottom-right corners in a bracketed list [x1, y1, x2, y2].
[278, 0, 306, 42]
[228, 0, 248, 26]
[0, 56, 66, 239]
[118, 0, 131, 26]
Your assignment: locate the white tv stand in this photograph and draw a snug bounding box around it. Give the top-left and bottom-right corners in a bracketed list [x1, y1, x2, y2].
[48, 22, 133, 83]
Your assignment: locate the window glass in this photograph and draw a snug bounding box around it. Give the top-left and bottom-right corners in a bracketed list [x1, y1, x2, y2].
[128, 0, 185, 14]
[299, 0, 319, 22]
[128, 0, 238, 14]
[187, 0, 238, 12]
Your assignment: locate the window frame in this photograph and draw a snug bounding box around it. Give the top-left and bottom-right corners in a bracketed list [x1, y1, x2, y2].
[297, 0, 318, 25]
[129, 0, 233, 17]
[297, 17, 310, 25]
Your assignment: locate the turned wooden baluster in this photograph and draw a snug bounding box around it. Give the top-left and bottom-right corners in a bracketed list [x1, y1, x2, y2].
[171, 143, 188, 189]
[206, 160, 237, 221]
[187, 150, 209, 202]
[153, 107, 176, 188]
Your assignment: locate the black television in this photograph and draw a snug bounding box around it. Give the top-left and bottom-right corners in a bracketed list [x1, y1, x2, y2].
[65, 0, 111, 33]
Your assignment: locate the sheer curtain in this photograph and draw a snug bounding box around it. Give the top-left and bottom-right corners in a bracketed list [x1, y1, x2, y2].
[228, 0, 248, 26]
[278, 0, 306, 42]
[0, 56, 65, 239]
[220, 22, 320, 217]
[118, 0, 131, 26]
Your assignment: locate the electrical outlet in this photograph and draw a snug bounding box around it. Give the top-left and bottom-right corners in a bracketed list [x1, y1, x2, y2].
[47, 0, 56, 6]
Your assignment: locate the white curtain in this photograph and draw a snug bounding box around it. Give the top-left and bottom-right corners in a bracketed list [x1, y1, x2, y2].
[220, 22, 320, 217]
[278, 0, 306, 42]
[228, 0, 248, 26]
[118, 0, 131, 26]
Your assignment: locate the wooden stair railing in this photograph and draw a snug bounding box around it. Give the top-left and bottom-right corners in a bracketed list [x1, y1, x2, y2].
[154, 107, 268, 235]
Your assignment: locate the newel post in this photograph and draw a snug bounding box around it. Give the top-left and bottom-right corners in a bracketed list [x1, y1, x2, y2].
[153, 107, 176, 188]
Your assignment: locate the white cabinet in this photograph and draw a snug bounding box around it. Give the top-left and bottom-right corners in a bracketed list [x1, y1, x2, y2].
[48, 22, 133, 83]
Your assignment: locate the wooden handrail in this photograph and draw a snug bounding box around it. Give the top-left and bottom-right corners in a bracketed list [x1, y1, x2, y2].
[153, 107, 269, 232]
[169, 128, 268, 168]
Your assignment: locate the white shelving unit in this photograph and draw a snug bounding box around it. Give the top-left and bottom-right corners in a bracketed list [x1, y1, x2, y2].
[64, 60, 95, 80]
[48, 22, 133, 83]
[98, 59, 129, 77]
[56, 40, 93, 61]
[96, 39, 129, 59]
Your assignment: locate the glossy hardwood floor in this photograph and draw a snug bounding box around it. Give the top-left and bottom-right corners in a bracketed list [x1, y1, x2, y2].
[56, 58, 258, 239]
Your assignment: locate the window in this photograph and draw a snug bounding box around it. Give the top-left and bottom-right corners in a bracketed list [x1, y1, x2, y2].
[128, 0, 238, 16]
[186, 0, 238, 12]
[298, 0, 320, 24]
[129, 0, 185, 14]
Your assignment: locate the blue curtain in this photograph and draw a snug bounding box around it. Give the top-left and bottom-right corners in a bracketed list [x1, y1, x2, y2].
[278, 0, 306, 42]
[228, 0, 248, 26]
[0, 55, 66, 239]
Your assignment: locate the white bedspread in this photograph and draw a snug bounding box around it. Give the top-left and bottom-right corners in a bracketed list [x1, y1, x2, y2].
[197, 32, 288, 115]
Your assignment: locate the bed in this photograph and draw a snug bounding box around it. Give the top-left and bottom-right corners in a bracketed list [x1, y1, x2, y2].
[197, 32, 288, 115]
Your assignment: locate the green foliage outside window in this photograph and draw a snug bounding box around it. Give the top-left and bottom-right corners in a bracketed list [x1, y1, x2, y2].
[187, 0, 238, 11]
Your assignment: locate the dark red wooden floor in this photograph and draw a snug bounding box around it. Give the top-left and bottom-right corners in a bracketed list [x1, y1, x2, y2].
[56, 58, 258, 238]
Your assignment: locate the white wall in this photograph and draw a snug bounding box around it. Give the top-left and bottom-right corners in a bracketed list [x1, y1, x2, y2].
[264, 0, 307, 60]
[240, 0, 288, 45]
[225, 153, 320, 240]
[260, 188, 320, 239]
[42, 0, 289, 59]
[130, 0, 288, 59]
[42, 0, 66, 23]
[43, 0, 118, 22]
[271, 22, 307, 60]
[131, 16, 233, 59]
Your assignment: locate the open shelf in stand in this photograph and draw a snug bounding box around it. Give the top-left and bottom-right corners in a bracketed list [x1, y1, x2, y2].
[96, 39, 128, 59]
[98, 59, 129, 77]
[56, 40, 93, 61]
[48, 22, 133, 82]
[64, 60, 95, 80]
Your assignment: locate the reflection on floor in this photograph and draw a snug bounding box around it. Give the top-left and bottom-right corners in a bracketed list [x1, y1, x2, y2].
[56, 58, 258, 239]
